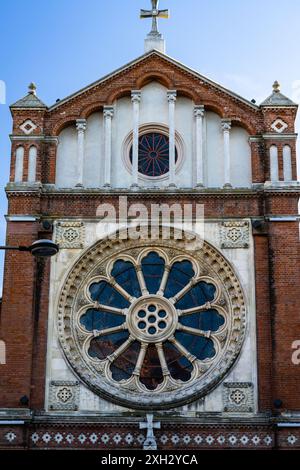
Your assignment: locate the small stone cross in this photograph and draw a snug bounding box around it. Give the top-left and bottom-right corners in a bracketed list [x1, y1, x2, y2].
[139, 413, 161, 450]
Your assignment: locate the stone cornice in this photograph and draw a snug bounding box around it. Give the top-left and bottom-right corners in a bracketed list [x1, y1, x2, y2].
[10, 134, 59, 143]
[5, 187, 300, 200]
[249, 134, 298, 142]
[262, 133, 298, 140]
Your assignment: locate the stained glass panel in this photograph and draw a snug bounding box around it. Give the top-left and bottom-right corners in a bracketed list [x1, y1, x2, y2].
[89, 280, 130, 309]
[88, 331, 129, 360]
[179, 310, 225, 332]
[163, 341, 193, 382]
[111, 260, 142, 298]
[174, 331, 216, 361]
[80, 309, 125, 332]
[129, 132, 178, 177]
[141, 252, 165, 294]
[164, 260, 195, 298]
[110, 341, 140, 381]
[175, 281, 216, 310]
[140, 344, 164, 390]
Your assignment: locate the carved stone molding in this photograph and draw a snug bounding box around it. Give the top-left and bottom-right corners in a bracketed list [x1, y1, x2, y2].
[49, 380, 80, 411]
[19, 119, 37, 135]
[54, 221, 85, 248]
[220, 220, 250, 249]
[271, 118, 288, 134]
[56, 228, 247, 410]
[223, 382, 254, 413]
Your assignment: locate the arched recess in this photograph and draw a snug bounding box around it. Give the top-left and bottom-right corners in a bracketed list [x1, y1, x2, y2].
[231, 118, 256, 137]
[136, 73, 174, 90]
[56, 124, 78, 188]
[28, 146, 37, 182]
[270, 145, 279, 182]
[0, 340, 6, 365]
[52, 117, 78, 137]
[205, 114, 251, 188]
[15, 146, 24, 183]
[55, 112, 104, 189]
[106, 88, 133, 106]
[283, 145, 292, 181]
[230, 124, 252, 188]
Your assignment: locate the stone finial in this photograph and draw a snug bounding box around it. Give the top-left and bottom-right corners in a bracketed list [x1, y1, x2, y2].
[273, 81, 280, 93]
[28, 82, 37, 95]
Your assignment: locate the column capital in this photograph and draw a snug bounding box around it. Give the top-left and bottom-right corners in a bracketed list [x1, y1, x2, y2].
[221, 119, 232, 131]
[103, 106, 114, 118]
[167, 90, 177, 103]
[194, 105, 205, 118]
[131, 90, 141, 103]
[76, 119, 87, 132]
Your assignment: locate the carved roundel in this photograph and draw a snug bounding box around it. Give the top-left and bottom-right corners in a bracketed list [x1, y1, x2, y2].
[57, 230, 247, 410]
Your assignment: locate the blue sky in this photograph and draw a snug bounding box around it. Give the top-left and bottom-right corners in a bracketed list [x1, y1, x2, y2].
[0, 0, 299, 292]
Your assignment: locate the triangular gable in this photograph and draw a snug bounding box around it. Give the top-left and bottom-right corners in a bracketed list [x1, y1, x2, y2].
[48, 50, 258, 112]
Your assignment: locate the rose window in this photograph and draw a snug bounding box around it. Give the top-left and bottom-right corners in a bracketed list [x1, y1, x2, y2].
[129, 132, 178, 177]
[58, 234, 246, 409]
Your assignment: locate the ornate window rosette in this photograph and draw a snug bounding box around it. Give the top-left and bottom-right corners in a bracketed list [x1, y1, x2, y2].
[57, 230, 246, 410]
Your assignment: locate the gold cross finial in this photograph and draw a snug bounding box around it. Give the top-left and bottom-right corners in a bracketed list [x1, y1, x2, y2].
[140, 0, 169, 36]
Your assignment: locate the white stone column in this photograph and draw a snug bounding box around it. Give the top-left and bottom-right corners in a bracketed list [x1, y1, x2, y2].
[221, 119, 232, 188]
[103, 106, 114, 188]
[131, 91, 141, 188]
[167, 90, 177, 188]
[194, 105, 205, 188]
[76, 119, 87, 187]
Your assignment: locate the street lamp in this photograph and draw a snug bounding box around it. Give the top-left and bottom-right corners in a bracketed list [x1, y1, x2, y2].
[0, 239, 59, 258]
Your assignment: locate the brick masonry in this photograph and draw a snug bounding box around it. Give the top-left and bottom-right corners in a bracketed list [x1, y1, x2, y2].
[1, 51, 300, 450]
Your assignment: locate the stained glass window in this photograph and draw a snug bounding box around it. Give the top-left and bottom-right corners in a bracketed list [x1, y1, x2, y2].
[129, 132, 178, 177]
[80, 252, 226, 391]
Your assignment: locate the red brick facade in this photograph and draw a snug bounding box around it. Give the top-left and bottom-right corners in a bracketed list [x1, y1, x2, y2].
[0, 51, 299, 450]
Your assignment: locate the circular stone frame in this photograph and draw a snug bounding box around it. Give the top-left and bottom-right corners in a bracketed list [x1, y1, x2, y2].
[57, 230, 247, 410]
[122, 124, 185, 181]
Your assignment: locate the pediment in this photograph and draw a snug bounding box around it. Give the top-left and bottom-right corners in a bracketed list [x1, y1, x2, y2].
[46, 50, 260, 135]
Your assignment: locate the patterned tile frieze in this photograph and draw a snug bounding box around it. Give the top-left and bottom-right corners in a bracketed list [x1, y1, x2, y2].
[49, 380, 80, 411]
[220, 220, 250, 249]
[223, 382, 255, 413]
[2, 422, 300, 450]
[54, 221, 85, 249]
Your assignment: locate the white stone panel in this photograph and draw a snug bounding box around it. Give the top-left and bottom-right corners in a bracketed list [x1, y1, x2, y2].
[28, 146, 37, 182]
[56, 126, 78, 188]
[0, 340, 6, 365]
[46, 219, 257, 415]
[54, 84, 251, 190]
[205, 112, 223, 187]
[15, 146, 24, 183]
[111, 96, 132, 188]
[111, 82, 194, 189]
[283, 145, 292, 181]
[139, 82, 169, 126]
[270, 145, 279, 182]
[230, 127, 252, 188]
[83, 112, 104, 187]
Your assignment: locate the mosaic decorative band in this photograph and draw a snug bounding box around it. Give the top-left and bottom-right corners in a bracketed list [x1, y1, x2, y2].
[1, 423, 299, 450]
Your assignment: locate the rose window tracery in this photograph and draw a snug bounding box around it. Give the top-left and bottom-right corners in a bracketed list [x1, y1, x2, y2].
[129, 132, 178, 177]
[57, 233, 246, 409]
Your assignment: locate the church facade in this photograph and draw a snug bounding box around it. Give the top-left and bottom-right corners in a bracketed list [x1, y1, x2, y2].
[0, 2, 300, 451]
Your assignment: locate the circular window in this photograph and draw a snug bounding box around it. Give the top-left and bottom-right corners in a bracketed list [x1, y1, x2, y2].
[57, 231, 246, 410]
[129, 132, 178, 177]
